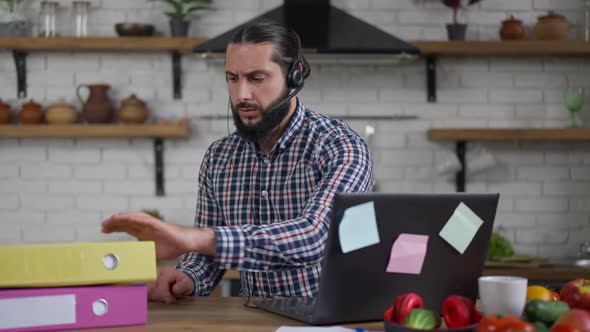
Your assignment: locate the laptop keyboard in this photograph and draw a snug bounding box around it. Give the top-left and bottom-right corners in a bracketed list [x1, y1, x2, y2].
[257, 297, 317, 321]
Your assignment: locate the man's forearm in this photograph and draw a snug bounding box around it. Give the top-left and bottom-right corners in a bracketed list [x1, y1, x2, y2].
[192, 227, 217, 257]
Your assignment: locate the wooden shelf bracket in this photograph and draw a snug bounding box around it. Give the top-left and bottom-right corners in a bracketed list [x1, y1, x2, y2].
[12, 50, 27, 99]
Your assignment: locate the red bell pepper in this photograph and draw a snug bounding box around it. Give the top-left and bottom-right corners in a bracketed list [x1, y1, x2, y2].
[477, 314, 535, 332]
[384, 305, 394, 322]
[443, 296, 471, 328]
[442, 295, 482, 327]
[392, 293, 424, 324]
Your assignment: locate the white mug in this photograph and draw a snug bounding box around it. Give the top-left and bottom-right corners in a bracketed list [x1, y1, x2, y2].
[478, 276, 528, 316]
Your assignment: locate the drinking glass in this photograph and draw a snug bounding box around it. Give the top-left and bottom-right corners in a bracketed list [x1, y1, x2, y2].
[563, 88, 585, 128]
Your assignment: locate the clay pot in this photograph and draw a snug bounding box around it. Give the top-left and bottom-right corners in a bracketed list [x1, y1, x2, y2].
[534, 11, 570, 40]
[46, 98, 78, 124]
[77, 84, 114, 123]
[0, 99, 12, 124]
[118, 94, 148, 124]
[18, 99, 44, 125]
[500, 15, 526, 40]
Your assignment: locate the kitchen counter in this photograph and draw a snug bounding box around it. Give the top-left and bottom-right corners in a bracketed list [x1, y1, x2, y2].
[78, 297, 383, 332]
[482, 265, 590, 281]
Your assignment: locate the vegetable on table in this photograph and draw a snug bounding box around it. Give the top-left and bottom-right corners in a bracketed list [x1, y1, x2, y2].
[523, 300, 569, 325]
[392, 293, 424, 324]
[403, 308, 441, 330]
[442, 295, 481, 328]
[477, 314, 535, 332]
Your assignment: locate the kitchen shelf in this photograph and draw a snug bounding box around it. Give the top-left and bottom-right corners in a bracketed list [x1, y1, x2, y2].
[428, 128, 590, 192]
[0, 123, 190, 138]
[414, 40, 590, 56]
[0, 123, 190, 196]
[429, 128, 590, 141]
[0, 37, 205, 53]
[0, 37, 206, 100]
[412, 41, 590, 102]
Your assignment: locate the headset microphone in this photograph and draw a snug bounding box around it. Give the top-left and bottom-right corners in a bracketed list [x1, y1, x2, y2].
[263, 82, 303, 116]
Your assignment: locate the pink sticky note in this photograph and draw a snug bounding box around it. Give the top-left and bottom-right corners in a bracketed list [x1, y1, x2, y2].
[386, 233, 429, 275]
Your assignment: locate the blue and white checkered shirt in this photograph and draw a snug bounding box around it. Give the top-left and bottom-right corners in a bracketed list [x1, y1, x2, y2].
[177, 100, 374, 297]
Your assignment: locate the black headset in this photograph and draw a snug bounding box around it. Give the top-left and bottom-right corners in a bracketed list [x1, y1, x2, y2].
[285, 28, 304, 90]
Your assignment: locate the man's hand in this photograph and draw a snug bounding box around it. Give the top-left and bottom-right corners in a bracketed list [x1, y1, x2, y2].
[101, 211, 199, 260]
[148, 267, 194, 304]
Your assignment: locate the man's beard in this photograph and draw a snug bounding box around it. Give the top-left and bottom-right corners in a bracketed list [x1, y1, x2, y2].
[231, 91, 291, 143]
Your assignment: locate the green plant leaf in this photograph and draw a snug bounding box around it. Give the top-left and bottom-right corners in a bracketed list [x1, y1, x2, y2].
[186, 5, 213, 14]
[165, 11, 183, 19]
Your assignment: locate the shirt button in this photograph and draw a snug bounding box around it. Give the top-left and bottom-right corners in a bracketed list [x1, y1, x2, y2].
[263, 158, 269, 164]
[261, 190, 268, 197]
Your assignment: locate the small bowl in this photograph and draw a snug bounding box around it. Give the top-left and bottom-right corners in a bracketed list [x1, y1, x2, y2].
[385, 320, 477, 332]
[115, 23, 155, 37]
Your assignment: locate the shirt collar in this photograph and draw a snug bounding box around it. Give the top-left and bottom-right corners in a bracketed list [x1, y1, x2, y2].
[274, 98, 305, 155]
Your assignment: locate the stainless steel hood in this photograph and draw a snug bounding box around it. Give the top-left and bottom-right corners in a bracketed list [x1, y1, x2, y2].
[194, 0, 420, 59]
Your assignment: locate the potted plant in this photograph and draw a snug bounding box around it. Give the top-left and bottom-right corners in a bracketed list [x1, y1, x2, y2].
[0, 0, 29, 36]
[441, 0, 481, 40]
[151, 0, 214, 37]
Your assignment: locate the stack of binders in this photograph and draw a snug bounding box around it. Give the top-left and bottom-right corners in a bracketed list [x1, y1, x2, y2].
[0, 241, 157, 331]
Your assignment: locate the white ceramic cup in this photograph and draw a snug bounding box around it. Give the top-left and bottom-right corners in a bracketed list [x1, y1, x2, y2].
[478, 276, 528, 316]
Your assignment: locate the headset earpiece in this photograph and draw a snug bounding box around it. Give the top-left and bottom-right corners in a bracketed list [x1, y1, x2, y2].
[286, 28, 304, 89]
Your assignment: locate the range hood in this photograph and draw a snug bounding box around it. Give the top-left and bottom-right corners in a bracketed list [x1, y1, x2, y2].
[194, 0, 420, 61]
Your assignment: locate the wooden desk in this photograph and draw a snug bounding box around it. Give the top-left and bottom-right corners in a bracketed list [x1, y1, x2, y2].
[80, 297, 383, 332]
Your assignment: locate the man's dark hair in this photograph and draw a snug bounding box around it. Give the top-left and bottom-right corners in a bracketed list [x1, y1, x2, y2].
[229, 19, 311, 80]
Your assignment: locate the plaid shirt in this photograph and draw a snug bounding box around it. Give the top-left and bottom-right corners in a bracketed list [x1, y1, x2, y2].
[177, 100, 374, 297]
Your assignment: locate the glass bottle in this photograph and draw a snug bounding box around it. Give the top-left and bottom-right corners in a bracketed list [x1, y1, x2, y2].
[72, 1, 90, 37]
[39, 1, 58, 38]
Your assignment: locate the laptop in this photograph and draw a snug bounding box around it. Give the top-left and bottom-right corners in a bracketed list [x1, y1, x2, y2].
[255, 192, 499, 325]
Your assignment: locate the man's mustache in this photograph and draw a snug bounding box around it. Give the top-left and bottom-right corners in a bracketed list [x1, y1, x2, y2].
[235, 102, 261, 111]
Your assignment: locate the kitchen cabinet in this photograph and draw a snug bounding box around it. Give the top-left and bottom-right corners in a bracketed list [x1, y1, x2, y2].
[0, 37, 206, 99]
[428, 128, 590, 192]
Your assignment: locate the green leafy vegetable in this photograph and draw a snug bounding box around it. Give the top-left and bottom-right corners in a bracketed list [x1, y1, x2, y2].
[487, 231, 514, 260]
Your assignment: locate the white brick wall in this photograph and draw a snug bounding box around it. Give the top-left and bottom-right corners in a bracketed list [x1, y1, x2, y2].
[1, 0, 589, 258]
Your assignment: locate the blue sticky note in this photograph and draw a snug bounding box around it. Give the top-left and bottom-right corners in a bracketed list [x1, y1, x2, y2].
[338, 201, 380, 254]
[439, 202, 483, 254]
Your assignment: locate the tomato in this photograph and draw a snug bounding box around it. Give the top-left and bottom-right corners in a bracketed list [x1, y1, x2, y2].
[527, 285, 553, 302]
[477, 315, 535, 332]
[551, 323, 580, 332]
[551, 290, 560, 301]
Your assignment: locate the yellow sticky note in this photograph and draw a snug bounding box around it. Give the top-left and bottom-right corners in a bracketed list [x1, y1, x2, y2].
[439, 202, 483, 254]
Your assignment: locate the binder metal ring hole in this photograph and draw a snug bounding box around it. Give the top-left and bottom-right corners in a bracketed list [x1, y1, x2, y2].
[92, 299, 109, 316]
[102, 253, 120, 270]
